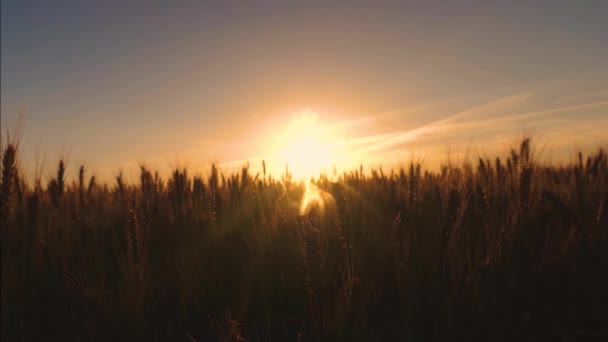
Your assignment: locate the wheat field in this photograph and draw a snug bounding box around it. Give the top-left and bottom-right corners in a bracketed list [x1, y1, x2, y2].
[1, 138, 607, 341]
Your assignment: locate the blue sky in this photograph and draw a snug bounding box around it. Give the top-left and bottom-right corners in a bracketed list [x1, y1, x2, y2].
[2, 1, 607, 180]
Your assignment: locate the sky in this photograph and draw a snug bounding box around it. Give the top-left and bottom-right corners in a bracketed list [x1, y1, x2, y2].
[2, 1, 608, 181]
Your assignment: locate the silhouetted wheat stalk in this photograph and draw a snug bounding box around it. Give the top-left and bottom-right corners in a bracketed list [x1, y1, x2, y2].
[1, 144, 17, 223]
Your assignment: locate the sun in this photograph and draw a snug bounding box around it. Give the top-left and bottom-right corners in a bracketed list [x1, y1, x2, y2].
[277, 110, 335, 179]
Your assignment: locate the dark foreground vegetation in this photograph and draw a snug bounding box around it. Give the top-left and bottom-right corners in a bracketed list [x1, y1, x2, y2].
[1, 139, 607, 341]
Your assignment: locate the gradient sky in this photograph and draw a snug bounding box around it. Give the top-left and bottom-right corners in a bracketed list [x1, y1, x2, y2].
[2, 1, 608, 180]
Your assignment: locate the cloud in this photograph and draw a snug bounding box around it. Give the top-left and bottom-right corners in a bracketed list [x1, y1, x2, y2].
[344, 94, 608, 165]
[433, 91, 535, 125]
[352, 91, 534, 154]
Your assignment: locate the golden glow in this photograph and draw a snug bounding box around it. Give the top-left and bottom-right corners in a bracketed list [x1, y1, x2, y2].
[276, 110, 336, 179]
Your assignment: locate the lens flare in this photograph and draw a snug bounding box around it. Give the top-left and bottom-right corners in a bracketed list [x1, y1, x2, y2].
[299, 180, 334, 216]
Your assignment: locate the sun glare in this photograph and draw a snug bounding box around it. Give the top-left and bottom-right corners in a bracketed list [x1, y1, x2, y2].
[277, 110, 335, 179]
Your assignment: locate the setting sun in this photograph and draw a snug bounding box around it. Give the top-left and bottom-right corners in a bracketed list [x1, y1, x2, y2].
[276, 110, 336, 179]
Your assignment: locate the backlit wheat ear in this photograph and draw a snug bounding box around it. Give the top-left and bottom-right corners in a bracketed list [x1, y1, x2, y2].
[49, 159, 66, 207]
[1, 144, 17, 221]
[87, 174, 96, 196]
[57, 159, 66, 197]
[116, 172, 125, 195]
[79, 165, 85, 206]
[520, 138, 530, 166]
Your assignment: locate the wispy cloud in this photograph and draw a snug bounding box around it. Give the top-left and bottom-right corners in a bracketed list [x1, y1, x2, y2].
[435, 100, 608, 133]
[433, 91, 535, 125]
[347, 94, 608, 162]
[352, 91, 534, 154]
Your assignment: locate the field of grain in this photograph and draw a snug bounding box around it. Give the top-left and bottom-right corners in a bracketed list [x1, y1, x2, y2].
[1, 139, 607, 341]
